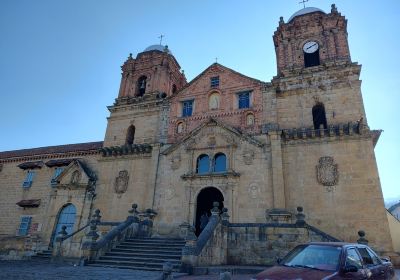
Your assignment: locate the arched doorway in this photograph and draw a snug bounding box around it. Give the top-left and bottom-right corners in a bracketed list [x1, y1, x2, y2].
[195, 187, 224, 236]
[50, 204, 76, 246]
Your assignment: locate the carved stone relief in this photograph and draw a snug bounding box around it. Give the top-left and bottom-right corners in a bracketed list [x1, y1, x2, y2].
[316, 156, 338, 191]
[164, 188, 175, 200]
[114, 170, 129, 194]
[70, 170, 81, 185]
[170, 154, 181, 170]
[248, 183, 260, 199]
[243, 150, 255, 165]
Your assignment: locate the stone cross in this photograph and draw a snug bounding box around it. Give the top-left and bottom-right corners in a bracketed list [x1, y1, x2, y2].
[299, 0, 308, 8]
[159, 34, 164, 45]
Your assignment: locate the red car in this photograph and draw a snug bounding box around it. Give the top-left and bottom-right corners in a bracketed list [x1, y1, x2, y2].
[252, 242, 396, 280]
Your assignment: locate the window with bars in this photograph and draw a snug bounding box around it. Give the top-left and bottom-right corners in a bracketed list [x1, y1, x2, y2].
[210, 76, 219, 88]
[51, 167, 64, 186]
[182, 100, 193, 117]
[238, 91, 250, 109]
[22, 170, 35, 188]
[18, 216, 32, 236]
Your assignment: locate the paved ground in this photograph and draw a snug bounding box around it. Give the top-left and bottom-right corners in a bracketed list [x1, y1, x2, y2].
[0, 260, 398, 279]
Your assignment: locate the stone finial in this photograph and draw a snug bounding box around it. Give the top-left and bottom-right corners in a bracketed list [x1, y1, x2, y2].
[128, 53, 133, 59]
[279, 16, 284, 25]
[93, 209, 101, 223]
[219, 271, 232, 280]
[161, 262, 174, 280]
[221, 207, 230, 225]
[295, 206, 306, 226]
[129, 203, 139, 215]
[211, 202, 220, 215]
[55, 225, 68, 242]
[331, 4, 338, 14]
[357, 230, 368, 245]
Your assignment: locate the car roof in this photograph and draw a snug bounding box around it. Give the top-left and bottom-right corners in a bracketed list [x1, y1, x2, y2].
[306, 242, 367, 248]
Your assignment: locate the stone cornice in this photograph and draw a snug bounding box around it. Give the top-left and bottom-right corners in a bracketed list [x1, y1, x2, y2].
[0, 150, 99, 164]
[181, 170, 240, 181]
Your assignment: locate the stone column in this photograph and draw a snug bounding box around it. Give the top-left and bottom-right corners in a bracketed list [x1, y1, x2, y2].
[269, 130, 286, 209]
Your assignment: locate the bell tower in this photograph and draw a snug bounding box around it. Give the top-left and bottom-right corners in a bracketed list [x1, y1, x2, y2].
[103, 45, 187, 147]
[273, 4, 350, 76]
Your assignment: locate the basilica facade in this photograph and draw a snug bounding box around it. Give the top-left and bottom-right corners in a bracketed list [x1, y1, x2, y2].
[0, 4, 394, 258]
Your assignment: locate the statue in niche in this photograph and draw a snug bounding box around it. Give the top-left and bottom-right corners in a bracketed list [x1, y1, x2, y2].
[70, 170, 81, 185]
[246, 114, 255, 126]
[177, 122, 184, 134]
[114, 170, 129, 194]
[209, 93, 220, 110]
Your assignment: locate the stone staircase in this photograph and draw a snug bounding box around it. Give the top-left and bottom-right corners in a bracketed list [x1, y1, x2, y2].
[31, 249, 52, 260]
[86, 237, 186, 271]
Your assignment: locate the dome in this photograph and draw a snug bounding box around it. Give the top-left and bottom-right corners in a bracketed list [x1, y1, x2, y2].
[288, 7, 325, 22]
[143, 44, 172, 54]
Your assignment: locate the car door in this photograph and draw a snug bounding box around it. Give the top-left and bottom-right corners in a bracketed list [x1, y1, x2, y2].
[342, 247, 369, 279]
[357, 247, 386, 280]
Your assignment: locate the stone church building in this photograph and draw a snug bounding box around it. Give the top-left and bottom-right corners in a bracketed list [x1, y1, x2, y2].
[0, 4, 396, 264]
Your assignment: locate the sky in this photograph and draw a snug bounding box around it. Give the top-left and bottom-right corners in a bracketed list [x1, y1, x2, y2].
[0, 0, 399, 201]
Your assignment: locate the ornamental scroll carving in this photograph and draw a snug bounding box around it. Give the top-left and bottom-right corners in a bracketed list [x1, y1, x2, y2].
[114, 170, 129, 194]
[316, 156, 338, 188]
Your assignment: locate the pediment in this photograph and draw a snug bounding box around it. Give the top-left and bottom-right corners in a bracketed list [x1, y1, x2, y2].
[56, 159, 95, 188]
[162, 118, 263, 155]
[174, 63, 262, 98]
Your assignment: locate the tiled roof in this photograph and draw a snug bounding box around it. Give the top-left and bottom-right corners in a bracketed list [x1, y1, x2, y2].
[0, 141, 103, 160]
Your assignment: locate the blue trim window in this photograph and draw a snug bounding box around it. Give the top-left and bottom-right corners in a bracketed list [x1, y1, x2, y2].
[196, 154, 210, 174]
[213, 153, 227, 172]
[238, 91, 250, 109]
[23, 171, 35, 188]
[18, 216, 32, 236]
[210, 76, 219, 88]
[51, 167, 64, 186]
[182, 100, 193, 117]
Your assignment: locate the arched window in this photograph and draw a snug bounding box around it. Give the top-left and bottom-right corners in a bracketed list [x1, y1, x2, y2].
[196, 154, 210, 174]
[213, 153, 227, 172]
[126, 125, 135, 145]
[312, 103, 327, 129]
[137, 76, 147, 96]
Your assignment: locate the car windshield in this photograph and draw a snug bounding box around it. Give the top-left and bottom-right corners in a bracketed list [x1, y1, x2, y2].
[282, 245, 341, 271]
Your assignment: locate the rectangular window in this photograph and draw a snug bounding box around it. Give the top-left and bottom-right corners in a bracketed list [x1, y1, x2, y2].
[210, 76, 219, 88]
[22, 170, 35, 188]
[51, 167, 64, 186]
[238, 91, 251, 109]
[182, 100, 193, 117]
[18, 216, 32, 236]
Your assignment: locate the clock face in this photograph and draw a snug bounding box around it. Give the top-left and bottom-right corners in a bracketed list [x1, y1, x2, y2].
[303, 41, 319, 53]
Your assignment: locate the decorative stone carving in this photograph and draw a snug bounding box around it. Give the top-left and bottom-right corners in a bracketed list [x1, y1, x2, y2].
[248, 183, 260, 199]
[114, 170, 129, 194]
[170, 154, 181, 170]
[70, 170, 81, 185]
[246, 113, 255, 126]
[316, 157, 338, 189]
[164, 188, 175, 200]
[176, 122, 184, 134]
[207, 136, 216, 147]
[243, 150, 255, 165]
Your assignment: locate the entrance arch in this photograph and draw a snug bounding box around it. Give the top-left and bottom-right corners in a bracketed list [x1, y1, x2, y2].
[50, 204, 76, 246]
[195, 187, 224, 235]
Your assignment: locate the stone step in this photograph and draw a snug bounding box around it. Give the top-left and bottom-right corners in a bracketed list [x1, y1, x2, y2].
[90, 259, 181, 270]
[116, 243, 184, 249]
[86, 263, 182, 272]
[99, 255, 181, 264]
[111, 247, 182, 254]
[105, 251, 182, 259]
[125, 238, 185, 243]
